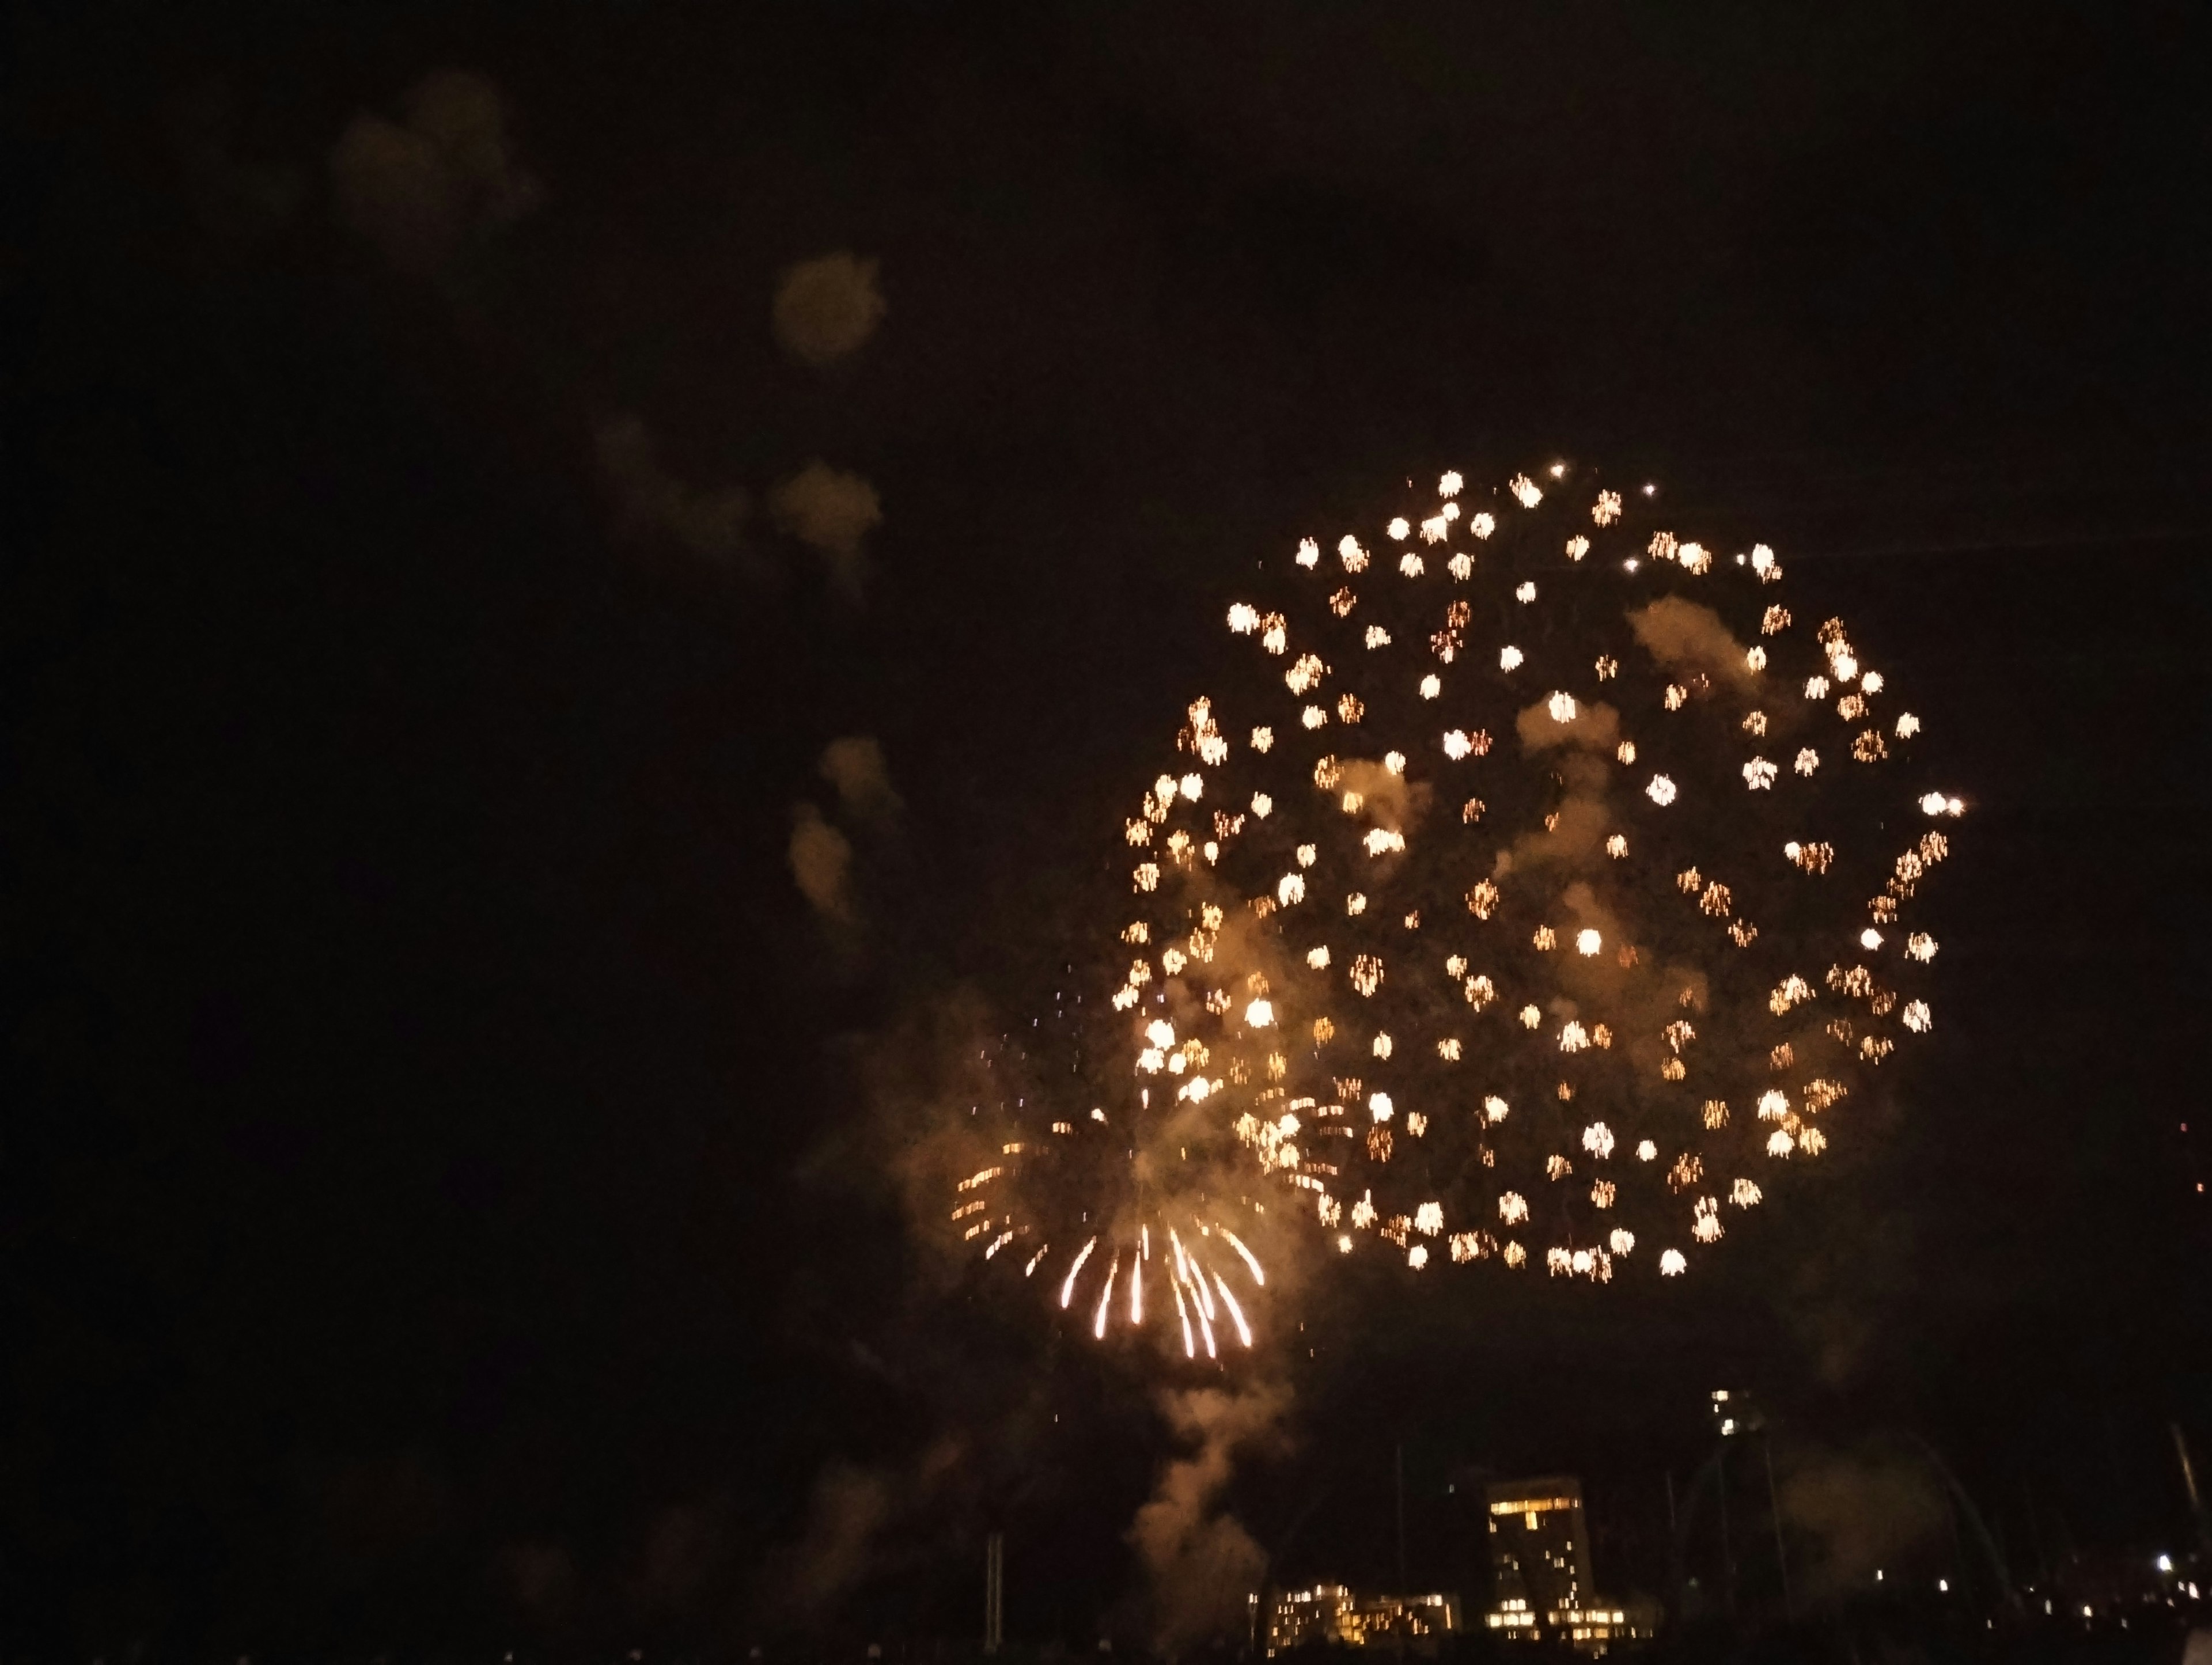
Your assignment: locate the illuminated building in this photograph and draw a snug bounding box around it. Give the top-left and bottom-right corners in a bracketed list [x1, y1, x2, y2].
[1710, 1387, 1764, 1438]
[1488, 1478, 1592, 1618]
[1484, 1477, 1652, 1654]
[1265, 1585, 1460, 1656]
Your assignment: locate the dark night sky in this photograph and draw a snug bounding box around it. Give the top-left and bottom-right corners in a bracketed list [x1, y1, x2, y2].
[5, 1, 2210, 1655]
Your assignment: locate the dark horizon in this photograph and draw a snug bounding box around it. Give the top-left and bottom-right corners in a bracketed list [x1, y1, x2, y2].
[5, 0, 2209, 1656]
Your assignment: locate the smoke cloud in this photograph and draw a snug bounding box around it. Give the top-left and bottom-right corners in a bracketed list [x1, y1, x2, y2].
[1334, 757, 1429, 832]
[1516, 696, 1622, 754]
[593, 415, 759, 570]
[759, 1438, 968, 1626]
[820, 736, 903, 826]
[497, 1539, 578, 1628]
[1128, 1382, 1290, 1654]
[790, 803, 856, 923]
[329, 70, 542, 273]
[1778, 1440, 1948, 1600]
[772, 253, 888, 367]
[772, 462, 884, 598]
[1627, 597, 1758, 694]
[775, 1461, 893, 1620]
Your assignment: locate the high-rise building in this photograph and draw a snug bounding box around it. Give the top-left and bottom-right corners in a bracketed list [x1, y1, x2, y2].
[1487, 1476, 1593, 1619]
[1483, 1477, 1651, 1653]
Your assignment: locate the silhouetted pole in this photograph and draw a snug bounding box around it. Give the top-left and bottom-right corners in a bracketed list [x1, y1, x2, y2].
[2021, 1476, 2050, 1588]
[1395, 1443, 1408, 1594]
[1715, 1444, 1736, 1617]
[1664, 1470, 1681, 1614]
[2176, 1424, 2212, 1558]
[1761, 1435, 1792, 1618]
[984, 1532, 1003, 1655]
[1394, 1443, 1408, 1664]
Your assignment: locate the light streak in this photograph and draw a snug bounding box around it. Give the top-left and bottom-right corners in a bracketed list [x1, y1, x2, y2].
[1212, 1274, 1254, 1347]
[1218, 1229, 1266, 1285]
[1059, 1238, 1097, 1309]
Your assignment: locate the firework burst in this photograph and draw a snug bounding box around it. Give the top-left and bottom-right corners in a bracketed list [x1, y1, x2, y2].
[957, 464, 1960, 1351]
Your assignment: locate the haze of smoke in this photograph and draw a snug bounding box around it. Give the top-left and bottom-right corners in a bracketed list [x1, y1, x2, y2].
[790, 803, 856, 923]
[1779, 1440, 1948, 1600]
[593, 415, 758, 570]
[1334, 757, 1427, 832]
[1500, 745, 1613, 876]
[1515, 696, 1622, 754]
[777, 1462, 893, 1620]
[772, 462, 884, 599]
[1627, 597, 1758, 695]
[762, 1438, 968, 1625]
[632, 1501, 733, 1617]
[820, 736, 903, 826]
[329, 70, 542, 274]
[773, 253, 888, 367]
[861, 987, 1051, 1296]
[1129, 1382, 1291, 1655]
[497, 1539, 578, 1626]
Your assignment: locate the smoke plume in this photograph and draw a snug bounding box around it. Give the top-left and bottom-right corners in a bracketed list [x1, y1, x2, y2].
[594, 415, 759, 571]
[1128, 1381, 1290, 1655]
[790, 803, 857, 923]
[1515, 696, 1622, 754]
[1627, 597, 1758, 694]
[820, 736, 903, 826]
[773, 253, 889, 367]
[1778, 1440, 1948, 1599]
[772, 461, 884, 598]
[774, 1461, 894, 1620]
[329, 70, 542, 273]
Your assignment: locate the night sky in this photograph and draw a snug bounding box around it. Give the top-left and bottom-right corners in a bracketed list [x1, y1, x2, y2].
[6, 1, 2210, 1656]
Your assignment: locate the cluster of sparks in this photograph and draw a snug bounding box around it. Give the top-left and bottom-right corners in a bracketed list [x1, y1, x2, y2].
[955, 463, 1960, 1358]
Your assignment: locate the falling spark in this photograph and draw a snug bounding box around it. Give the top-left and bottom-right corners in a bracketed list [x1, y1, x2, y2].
[1219, 1230, 1266, 1285]
[1059, 1238, 1097, 1309]
[1211, 1273, 1253, 1346]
